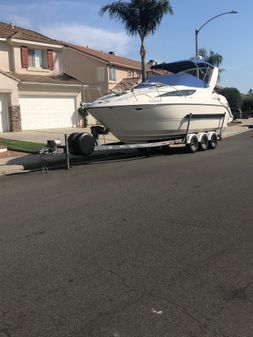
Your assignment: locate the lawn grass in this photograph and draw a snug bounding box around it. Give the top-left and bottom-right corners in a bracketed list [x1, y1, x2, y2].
[0, 138, 46, 153]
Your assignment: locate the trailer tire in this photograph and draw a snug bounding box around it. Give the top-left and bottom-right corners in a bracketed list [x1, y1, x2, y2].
[68, 133, 81, 155]
[186, 135, 198, 153]
[78, 132, 94, 156]
[198, 133, 209, 151]
[208, 133, 218, 149]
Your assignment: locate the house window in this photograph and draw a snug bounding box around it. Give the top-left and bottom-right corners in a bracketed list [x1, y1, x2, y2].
[28, 49, 46, 68]
[109, 66, 116, 81]
[127, 70, 134, 78]
[21, 47, 54, 70]
[97, 67, 105, 82]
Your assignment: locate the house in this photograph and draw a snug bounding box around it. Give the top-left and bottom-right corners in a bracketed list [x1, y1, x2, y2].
[63, 44, 161, 98]
[63, 43, 142, 102]
[0, 22, 83, 132]
[63, 43, 162, 124]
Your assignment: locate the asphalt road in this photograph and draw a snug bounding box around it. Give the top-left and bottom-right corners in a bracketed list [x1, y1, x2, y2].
[0, 131, 253, 337]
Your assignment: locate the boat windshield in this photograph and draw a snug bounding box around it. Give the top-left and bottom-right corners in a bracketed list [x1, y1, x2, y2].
[182, 66, 213, 85]
[136, 72, 208, 89]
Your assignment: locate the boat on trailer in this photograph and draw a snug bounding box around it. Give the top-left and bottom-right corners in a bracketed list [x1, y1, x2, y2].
[84, 58, 233, 144]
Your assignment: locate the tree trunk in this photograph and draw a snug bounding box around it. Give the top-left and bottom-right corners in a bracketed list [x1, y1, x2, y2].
[140, 37, 146, 82]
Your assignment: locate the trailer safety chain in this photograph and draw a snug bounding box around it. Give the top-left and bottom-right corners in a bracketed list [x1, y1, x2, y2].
[39, 134, 70, 173]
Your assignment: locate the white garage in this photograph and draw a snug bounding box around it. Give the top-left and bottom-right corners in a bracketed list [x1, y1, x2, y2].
[0, 95, 9, 132]
[19, 96, 78, 130]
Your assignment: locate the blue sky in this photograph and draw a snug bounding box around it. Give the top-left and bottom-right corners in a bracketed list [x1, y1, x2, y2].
[0, 0, 251, 93]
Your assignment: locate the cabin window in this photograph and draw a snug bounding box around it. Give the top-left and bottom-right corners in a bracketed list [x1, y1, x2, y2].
[109, 66, 116, 81]
[158, 90, 196, 97]
[28, 48, 46, 68]
[97, 67, 105, 82]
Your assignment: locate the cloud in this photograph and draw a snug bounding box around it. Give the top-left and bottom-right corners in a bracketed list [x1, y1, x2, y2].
[0, 4, 32, 27]
[41, 23, 131, 55]
[8, 15, 32, 28]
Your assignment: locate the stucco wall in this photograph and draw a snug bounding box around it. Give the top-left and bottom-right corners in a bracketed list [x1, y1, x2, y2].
[0, 73, 19, 105]
[108, 67, 141, 90]
[18, 84, 82, 96]
[13, 44, 64, 75]
[0, 41, 11, 72]
[0, 73, 20, 131]
[63, 48, 108, 102]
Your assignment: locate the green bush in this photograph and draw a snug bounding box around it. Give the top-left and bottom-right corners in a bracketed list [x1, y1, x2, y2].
[241, 96, 253, 114]
[218, 87, 241, 108]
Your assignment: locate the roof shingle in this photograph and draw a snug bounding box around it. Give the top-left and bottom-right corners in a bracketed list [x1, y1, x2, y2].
[66, 42, 142, 71]
[0, 70, 82, 86]
[112, 77, 140, 90]
[0, 22, 60, 45]
[17, 73, 83, 86]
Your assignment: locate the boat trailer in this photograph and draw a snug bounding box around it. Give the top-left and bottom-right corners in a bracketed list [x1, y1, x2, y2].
[40, 113, 226, 171]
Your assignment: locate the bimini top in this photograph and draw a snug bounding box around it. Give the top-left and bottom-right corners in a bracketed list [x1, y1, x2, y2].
[151, 58, 214, 73]
[136, 72, 208, 89]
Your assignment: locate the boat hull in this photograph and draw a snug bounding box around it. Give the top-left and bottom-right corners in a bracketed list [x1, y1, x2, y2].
[87, 103, 231, 143]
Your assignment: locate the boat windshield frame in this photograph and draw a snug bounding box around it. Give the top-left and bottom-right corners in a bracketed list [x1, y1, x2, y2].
[180, 65, 213, 85]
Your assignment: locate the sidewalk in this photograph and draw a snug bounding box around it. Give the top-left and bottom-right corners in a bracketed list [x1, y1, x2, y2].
[1, 119, 253, 176]
[0, 127, 118, 144]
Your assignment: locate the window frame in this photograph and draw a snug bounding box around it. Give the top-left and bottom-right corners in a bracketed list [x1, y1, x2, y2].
[127, 70, 134, 78]
[28, 48, 47, 69]
[97, 66, 105, 82]
[109, 66, 116, 81]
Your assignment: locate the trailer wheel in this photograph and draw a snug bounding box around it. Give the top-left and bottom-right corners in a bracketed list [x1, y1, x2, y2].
[78, 132, 94, 156]
[208, 133, 218, 149]
[198, 133, 209, 151]
[68, 133, 81, 155]
[186, 135, 198, 153]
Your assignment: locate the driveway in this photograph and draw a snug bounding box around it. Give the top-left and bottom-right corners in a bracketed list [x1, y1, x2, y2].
[0, 127, 118, 144]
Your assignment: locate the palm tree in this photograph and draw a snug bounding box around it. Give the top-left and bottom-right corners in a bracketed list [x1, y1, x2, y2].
[198, 48, 223, 67]
[100, 0, 173, 82]
[198, 48, 223, 81]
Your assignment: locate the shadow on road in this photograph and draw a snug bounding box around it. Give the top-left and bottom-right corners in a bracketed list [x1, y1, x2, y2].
[5, 146, 192, 174]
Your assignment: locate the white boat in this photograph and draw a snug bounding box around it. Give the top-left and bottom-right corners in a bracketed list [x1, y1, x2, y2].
[85, 58, 233, 144]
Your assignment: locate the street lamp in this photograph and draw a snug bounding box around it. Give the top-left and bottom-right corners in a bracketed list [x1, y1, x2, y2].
[195, 10, 238, 57]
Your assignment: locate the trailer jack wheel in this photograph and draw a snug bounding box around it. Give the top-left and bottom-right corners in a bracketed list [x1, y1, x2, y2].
[186, 135, 198, 153]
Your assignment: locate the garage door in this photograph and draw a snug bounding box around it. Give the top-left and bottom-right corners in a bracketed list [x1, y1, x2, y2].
[0, 95, 8, 132]
[19, 96, 77, 130]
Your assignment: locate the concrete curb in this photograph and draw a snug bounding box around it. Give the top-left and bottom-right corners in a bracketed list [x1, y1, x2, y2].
[0, 166, 31, 176]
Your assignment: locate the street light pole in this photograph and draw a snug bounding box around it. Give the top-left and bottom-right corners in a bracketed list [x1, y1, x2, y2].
[195, 10, 238, 57]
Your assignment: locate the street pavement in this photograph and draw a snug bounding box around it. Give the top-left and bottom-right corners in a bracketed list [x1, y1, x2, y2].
[0, 131, 253, 337]
[0, 119, 252, 175]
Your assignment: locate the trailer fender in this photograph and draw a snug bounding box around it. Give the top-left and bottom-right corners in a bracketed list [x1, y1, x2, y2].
[186, 133, 198, 144]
